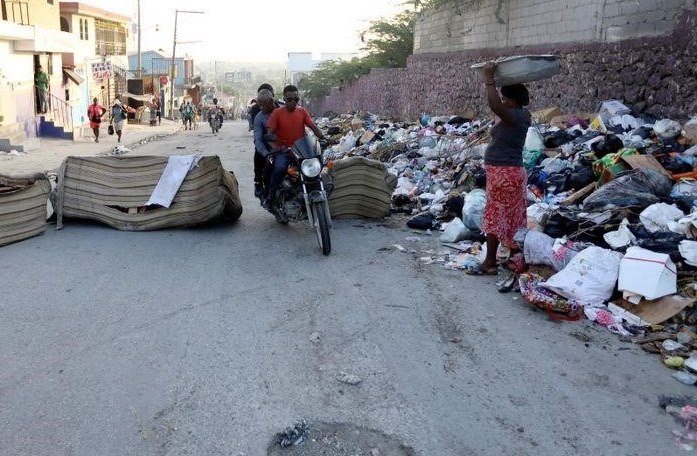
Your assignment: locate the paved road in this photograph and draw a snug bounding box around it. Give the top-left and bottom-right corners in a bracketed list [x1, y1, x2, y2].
[0, 121, 689, 455]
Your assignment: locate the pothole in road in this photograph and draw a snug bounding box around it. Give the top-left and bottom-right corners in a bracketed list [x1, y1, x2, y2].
[267, 421, 415, 456]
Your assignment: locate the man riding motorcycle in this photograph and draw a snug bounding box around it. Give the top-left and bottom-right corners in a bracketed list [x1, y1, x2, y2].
[264, 85, 326, 210]
[208, 98, 225, 132]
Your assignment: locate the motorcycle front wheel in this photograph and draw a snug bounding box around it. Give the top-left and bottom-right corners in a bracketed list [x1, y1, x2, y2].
[312, 201, 331, 255]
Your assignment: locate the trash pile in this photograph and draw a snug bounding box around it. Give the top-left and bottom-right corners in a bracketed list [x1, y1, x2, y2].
[318, 100, 697, 391]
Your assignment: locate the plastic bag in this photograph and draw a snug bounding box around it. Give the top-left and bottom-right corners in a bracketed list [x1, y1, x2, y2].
[583, 168, 673, 211]
[653, 119, 682, 138]
[440, 218, 469, 243]
[527, 203, 551, 231]
[524, 127, 544, 151]
[671, 179, 697, 211]
[338, 131, 358, 154]
[462, 188, 486, 231]
[639, 203, 684, 233]
[684, 116, 697, 142]
[603, 218, 636, 249]
[521, 230, 582, 271]
[542, 247, 623, 305]
[541, 157, 569, 174]
[679, 240, 697, 266]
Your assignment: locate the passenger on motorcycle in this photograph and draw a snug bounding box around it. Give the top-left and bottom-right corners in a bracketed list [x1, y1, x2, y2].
[252, 89, 275, 199]
[264, 85, 326, 209]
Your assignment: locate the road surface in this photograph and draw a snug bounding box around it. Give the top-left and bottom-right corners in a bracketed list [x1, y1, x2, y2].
[0, 121, 689, 455]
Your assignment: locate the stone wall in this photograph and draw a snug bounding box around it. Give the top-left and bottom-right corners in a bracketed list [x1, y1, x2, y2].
[414, 0, 692, 53]
[316, 4, 697, 121]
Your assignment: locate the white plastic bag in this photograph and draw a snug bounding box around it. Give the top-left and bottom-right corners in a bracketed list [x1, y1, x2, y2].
[542, 247, 622, 305]
[683, 144, 697, 157]
[338, 131, 358, 154]
[653, 119, 682, 138]
[526, 203, 552, 231]
[440, 218, 469, 243]
[680, 240, 697, 267]
[524, 127, 544, 151]
[462, 188, 486, 230]
[522, 230, 581, 271]
[639, 203, 684, 233]
[603, 218, 636, 249]
[683, 116, 697, 142]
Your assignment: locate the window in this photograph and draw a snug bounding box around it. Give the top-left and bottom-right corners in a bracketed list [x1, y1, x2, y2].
[84, 20, 88, 40]
[48, 0, 54, 4]
[60, 17, 70, 32]
[79, 19, 83, 39]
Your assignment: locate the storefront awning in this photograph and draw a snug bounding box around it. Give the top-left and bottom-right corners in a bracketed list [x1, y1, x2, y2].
[63, 68, 84, 85]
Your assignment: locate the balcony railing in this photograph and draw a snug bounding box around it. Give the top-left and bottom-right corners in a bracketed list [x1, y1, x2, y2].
[95, 40, 127, 56]
[4, 0, 30, 25]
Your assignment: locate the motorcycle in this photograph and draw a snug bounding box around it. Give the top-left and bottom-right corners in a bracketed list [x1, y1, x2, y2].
[209, 109, 222, 134]
[264, 135, 333, 255]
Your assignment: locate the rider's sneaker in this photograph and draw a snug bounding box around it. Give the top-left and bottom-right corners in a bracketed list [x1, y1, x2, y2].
[254, 184, 263, 199]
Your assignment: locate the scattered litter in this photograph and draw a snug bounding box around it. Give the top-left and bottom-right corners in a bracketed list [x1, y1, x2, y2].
[337, 373, 363, 385]
[275, 419, 308, 448]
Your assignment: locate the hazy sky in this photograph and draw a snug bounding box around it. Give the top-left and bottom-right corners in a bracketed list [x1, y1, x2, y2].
[81, 0, 406, 62]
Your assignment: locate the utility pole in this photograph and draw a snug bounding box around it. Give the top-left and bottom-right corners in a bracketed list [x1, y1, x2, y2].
[137, 0, 141, 78]
[169, 9, 204, 119]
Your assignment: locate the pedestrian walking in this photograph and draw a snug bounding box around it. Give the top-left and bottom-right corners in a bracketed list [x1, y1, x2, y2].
[87, 98, 106, 142]
[35, 65, 49, 114]
[467, 62, 531, 275]
[156, 98, 162, 125]
[110, 95, 133, 143]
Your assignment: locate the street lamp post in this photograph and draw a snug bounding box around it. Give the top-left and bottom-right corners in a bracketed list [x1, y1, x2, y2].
[169, 9, 203, 119]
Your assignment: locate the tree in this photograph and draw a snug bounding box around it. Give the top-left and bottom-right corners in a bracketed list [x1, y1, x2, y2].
[360, 11, 415, 68]
[299, 9, 423, 101]
[402, 0, 453, 12]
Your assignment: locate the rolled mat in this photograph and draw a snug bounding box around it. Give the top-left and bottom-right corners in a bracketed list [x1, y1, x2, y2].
[54, 155, 243, 231]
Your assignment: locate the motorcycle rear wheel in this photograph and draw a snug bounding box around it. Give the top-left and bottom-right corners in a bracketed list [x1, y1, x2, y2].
[312, 201, 331, 255]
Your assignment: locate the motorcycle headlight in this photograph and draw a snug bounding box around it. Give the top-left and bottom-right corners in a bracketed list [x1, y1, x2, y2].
[300, 158, 322, 177]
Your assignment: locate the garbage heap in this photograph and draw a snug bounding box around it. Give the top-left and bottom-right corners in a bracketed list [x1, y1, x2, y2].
[318, 101, 697, 392]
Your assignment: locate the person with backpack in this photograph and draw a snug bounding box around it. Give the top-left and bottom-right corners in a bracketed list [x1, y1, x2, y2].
[182, 101, 195, 130]
[87, 98, 106, 142]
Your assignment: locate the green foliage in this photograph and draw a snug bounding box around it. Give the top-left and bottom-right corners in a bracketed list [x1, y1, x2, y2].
[402, 0, 453, 12]
[360, 11, 415, 68]
[300, 9, 424, 101]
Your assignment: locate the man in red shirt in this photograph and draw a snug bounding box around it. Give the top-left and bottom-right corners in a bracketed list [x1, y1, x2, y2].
[264, 85, 326, 208]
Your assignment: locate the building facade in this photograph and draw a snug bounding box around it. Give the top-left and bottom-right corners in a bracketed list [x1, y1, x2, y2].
[0, 0, 131, 144]
[0, 0, 75, 142]
[59, 2, 132, 132]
